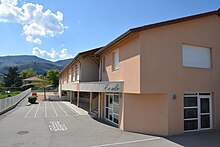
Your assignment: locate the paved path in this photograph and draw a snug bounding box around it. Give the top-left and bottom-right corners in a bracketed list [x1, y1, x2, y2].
[0, 98, 220, 147]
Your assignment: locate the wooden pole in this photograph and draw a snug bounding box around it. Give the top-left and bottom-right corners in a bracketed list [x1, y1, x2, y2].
[90, 92, 93, 113]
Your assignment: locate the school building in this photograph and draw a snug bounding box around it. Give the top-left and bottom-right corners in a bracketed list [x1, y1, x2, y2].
[58, 9, 220, 136]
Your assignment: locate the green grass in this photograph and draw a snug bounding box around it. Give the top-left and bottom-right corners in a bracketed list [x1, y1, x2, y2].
[0, 91, 21, 99]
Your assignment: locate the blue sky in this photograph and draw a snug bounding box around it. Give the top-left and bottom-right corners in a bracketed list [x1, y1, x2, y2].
[0, 0, 220, 61]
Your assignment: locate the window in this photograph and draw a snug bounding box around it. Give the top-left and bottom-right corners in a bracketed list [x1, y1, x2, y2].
[184, 93, 212, 132]
[76, 65, 80, 81]
[182, 44, 211, 68]
[71, 68, 74, 82]
[102, 57, 106, 72]
[113, 50, 119, 70]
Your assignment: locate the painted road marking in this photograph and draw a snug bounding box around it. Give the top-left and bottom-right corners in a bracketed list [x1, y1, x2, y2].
[45, 102, 47, 117]
[34, 103, 40, 117]
[51, 102, 58, 117]
[61, 102, 79, 116]
[90, 137, 161, 147]
[56, 102, 68, 116]
[49, 121, 67, 132]
[24, 105, 34, 118]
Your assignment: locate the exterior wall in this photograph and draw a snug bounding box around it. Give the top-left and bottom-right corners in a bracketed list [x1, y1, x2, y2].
[101, 35, 141, 93]
[139, 15, 220, 135]
[122, 93, 169, 136]
[81, 57, 99, 82]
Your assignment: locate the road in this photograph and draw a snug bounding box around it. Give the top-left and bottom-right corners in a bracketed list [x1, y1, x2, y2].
[0, 96, 220, 147]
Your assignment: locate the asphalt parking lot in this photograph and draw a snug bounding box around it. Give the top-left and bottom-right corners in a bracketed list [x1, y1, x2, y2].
[0, 96, 220, 147]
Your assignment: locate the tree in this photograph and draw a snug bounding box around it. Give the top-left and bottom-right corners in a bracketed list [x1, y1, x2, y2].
[20, 68, 36, 79]
[3, 67, 22, 87]
[46, 69, 59, 87]
[33, 77, 51, 100]
[23, 77, 51, 100]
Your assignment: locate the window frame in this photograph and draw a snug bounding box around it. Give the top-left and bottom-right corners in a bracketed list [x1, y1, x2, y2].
[182, 44, 212, 69]
[183, 92, 212, 132]
[113, 50, 119, 71]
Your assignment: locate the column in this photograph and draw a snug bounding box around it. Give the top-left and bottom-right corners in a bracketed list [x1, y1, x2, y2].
[70, 91, 73, 103]
[98, 93, 101, 119]
[90, 92, 93, 113]
[77, 91, 80, 107]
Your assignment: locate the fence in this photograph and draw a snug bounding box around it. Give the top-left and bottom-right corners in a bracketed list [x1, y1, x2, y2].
[0, 88, 31, 114]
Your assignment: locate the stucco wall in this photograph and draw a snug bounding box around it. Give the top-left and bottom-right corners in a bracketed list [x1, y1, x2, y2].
[139, 15, 220, 135]
[81, 57, 99, 82]
[122, 93, 169, 136]
[140, 15, 220, 93]
[101, 35, 141, 93]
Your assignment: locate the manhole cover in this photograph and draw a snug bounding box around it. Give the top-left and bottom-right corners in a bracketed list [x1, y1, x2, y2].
[17, 131, 29, 135]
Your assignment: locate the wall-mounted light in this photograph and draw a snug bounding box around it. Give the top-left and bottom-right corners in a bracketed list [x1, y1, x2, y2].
[173, 94, 177, 100]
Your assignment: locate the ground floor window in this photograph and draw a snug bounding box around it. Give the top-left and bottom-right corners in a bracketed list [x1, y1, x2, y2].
[184, 93, 212, 132]
[105, 93, 119, 124]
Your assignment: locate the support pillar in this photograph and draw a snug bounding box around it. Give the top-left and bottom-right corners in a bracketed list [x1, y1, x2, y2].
[70, 91, 73, 103]
[98, 93, 101, 119]
[77, 91, 80, 107]
[90, 92, 93, 113]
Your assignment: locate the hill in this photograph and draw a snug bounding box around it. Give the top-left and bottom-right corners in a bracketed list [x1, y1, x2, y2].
[0, 55, 72, 75]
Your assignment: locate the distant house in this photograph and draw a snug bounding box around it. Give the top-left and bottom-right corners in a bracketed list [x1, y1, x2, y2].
[23, 76, 42, 84]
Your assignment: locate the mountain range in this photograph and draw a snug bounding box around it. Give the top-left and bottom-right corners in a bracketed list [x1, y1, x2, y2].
[0, 55, 72, 75]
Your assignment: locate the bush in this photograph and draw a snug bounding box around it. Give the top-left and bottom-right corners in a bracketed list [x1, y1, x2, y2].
[28, 96, 37, 104]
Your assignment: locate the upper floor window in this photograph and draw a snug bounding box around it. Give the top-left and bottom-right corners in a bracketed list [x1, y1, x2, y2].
[113, 50, 119, 70]
[76, 65, 80, 81]
[67, 71, 69, 83]
[102, 57, 106, 72]
[182, 44, 211, 68]
[71, 67, 74, 82]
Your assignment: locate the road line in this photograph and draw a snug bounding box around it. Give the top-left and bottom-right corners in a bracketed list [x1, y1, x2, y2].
[56, 102, 68, 116]
[24, 105, 34, 118]
[61, 102, 79, 116]
[45, 102, 47, 117]
[34, 103, 40, 117]
[51, 102, 58, 117]
[90, 137, 161, 147]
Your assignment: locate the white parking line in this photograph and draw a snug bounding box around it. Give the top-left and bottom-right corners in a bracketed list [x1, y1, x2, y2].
[56, 102, 68, 116]
[51, 102, 58, 117]
[34, 103, 40, 117]
[90, 137, 161, 147]
[61, 102, 79, 116]
[45, 102, 47, 117]
[24, 105, 34, 118]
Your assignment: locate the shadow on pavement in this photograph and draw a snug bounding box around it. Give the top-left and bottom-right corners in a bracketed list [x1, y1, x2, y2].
[166, 130, 220, 147]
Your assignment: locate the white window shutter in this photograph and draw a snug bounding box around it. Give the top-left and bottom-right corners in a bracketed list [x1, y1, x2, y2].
[182, 45, 211, 68]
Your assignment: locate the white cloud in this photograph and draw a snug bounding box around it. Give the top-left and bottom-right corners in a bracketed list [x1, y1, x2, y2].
[26, 35, 42, 44]
[0, 0, 66, 44]
[32, 47, 73, 60]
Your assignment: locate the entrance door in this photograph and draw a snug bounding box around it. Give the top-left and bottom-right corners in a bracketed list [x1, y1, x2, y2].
[105, 93, 119, 125]
[184, 93, 212, 132]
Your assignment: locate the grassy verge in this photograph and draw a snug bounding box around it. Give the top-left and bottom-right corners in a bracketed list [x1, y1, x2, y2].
[0, 91, 21, 99]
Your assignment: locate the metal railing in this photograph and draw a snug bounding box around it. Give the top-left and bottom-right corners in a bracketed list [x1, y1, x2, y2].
[0, 88, 31, 113]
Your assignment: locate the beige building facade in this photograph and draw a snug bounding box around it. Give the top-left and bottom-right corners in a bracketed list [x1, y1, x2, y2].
[59, 9, 220, 136]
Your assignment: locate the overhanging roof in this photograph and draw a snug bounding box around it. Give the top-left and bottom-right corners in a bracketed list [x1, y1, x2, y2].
[58, 47, 103, 76]
[95, 8, 220, 55]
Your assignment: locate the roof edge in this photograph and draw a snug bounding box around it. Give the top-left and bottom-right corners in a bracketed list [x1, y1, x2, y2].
[95, 8, 220, 56]
[58, 47, 103, 76]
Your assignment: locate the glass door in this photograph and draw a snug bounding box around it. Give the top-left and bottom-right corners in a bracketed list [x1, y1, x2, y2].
[184, 93, 212, 132]
[199, 94, 212, 130]
[105, 93, 119, 125]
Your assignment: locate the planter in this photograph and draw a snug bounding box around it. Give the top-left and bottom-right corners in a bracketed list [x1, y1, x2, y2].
[28, 96, 37, 104]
